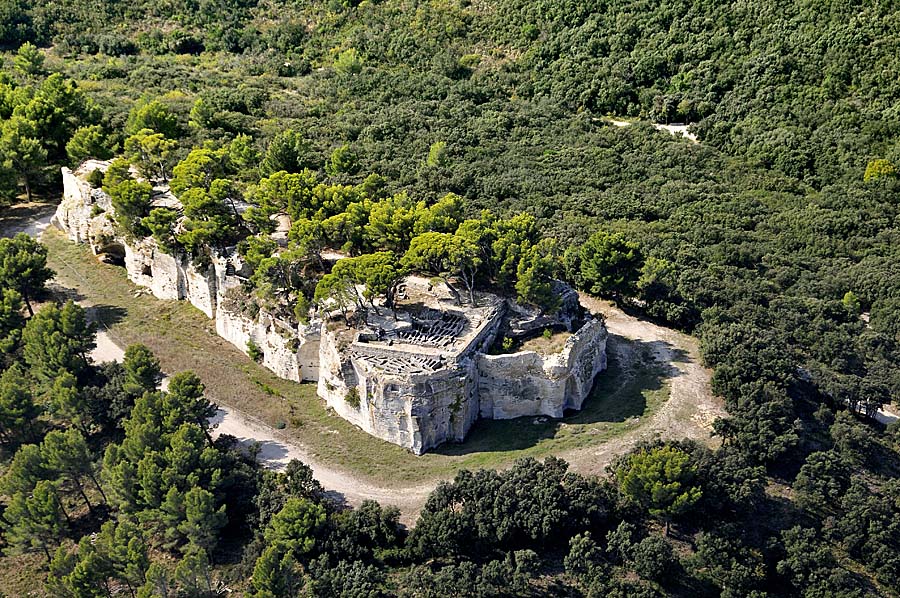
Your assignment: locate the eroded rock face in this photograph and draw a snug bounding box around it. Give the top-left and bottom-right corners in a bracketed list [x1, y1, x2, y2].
[477, 319, 608, 419]
[56, 165, 610, 454]
[56, 165, 321, 384]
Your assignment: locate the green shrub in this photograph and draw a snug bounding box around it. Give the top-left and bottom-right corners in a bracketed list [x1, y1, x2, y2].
[86, 168, 104, 188]
[247, 339, 263, 362]
[345, 387, 360, 409]
[542, 328, 552, 340]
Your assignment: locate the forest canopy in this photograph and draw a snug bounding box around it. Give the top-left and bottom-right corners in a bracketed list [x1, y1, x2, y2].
[0, 0, 899, 596]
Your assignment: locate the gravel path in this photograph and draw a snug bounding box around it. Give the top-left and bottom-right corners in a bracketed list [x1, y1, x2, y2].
[5, 203, 722, 524]
[84, 329, 434, 523]
[560, 294, 725, 475]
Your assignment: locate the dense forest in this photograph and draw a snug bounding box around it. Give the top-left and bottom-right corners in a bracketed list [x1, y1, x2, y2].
[0, 0, 899, 596]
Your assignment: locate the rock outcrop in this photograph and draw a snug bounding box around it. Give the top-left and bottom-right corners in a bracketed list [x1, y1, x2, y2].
[477, 319, 608, 419]
[55, 163, 319, 383]
[56, 164, 609, 454]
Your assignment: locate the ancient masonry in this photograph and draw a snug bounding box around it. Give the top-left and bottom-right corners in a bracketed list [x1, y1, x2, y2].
[55, 162, 608, 454]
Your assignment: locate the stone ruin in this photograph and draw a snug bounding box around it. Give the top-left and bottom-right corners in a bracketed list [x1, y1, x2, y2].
[54, 162, 608, 454]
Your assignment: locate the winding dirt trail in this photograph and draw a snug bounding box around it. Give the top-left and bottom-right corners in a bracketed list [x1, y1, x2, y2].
[562, 295, 725, 474]
[3, 202, 723, 524]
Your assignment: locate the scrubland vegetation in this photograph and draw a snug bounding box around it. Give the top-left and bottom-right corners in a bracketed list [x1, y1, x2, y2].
[0, 0, 899, 596]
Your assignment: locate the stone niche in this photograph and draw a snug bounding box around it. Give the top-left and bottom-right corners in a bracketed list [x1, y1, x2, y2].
[56, 164, 610, 455]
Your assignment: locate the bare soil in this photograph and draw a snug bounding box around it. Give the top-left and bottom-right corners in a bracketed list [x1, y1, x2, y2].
[561, 294, 726, 475]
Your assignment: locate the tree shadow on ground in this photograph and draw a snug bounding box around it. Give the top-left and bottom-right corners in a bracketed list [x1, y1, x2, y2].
[0, 201, 56, 238]
[88, 304, 128, 329]
[433, 334, 685, 456]
[47, 281, 87, 304]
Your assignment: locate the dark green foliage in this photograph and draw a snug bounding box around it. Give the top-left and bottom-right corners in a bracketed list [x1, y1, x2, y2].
[108, 179, 153, 237]
[249, 542, 301, 598]
[122, 343, 161, 397]
[85, 167, 104, 188]
[264, 497, 327, 556]
[125, 98, 179, 139]
[0, 115, 45, 201]
[397, 551, 538, 598]
[564, 531, 603, 576]
[616, 445, 702, 533]
[0, 232, 53, 315]
[570, 231, 643, 300]
[630, 535, 675, 583]
[246, 338, 263, 362]
[141, 206, 179, 250]
[22, 300, 95, 384]
[0, 287, 24, 353]
[65, 125, 112, 164]
[0, 364, 38, 446]
[2, 480, 66, 560]
[777, 526, 866, 597]
[1, 2, 899, 595]
[261, 129, 317, 176]
[253, 459, 324, 530]
[410, 457, 608, 559]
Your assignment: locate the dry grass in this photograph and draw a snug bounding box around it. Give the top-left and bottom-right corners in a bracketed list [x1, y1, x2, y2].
[42, 228, 670, 485]
[519, 330, 572, 355]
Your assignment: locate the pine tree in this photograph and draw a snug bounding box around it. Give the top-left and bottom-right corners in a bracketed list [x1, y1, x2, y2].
[0, 364, 39, 446]
[173, 545, 213, 597]
[0, 233, 53, 315]
[47, 370, 91, 433]
[3, 480, 67, 561]
[162, 372, 217, 441]
[0, 287, 25, 353]
[1, 443, 48, 495]
[22, 301, 95, 384]
[95, 518, 149, 597]
[250, 543, 300, 598]
[123, 344, 162, 398]
[136, 563, 172, 598]
[616, 445, 702, 535]
[178, 487, 226, 553]
[41, 428, 107, 513]
[264, 498, 326, 556]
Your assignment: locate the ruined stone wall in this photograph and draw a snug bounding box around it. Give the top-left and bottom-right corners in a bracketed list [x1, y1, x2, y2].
[57, 165, 610, 455]
[56, 166, 116, 249]
[216, 306, 320, 382]
[317, 326, 481, 454]
[56, 166, 321, 383]
[476, 318, 608, 419]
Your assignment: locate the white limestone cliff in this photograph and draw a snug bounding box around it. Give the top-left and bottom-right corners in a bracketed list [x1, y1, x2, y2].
[56, 164, 609, 454]
[477, 319, 608, 419]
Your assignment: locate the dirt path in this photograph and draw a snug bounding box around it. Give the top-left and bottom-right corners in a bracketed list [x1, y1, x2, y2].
[208, 406, 434, 520]
[0, 208, 435, 523]
[83, 326, 434, 522]
[604, 118, 700, 143]
[5, 203, 722, 524]
[563, 294, 725, 474]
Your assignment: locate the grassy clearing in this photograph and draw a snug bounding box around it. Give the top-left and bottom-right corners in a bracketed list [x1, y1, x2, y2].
[519, 330, 572, 355]
[43, 229, 670, 485]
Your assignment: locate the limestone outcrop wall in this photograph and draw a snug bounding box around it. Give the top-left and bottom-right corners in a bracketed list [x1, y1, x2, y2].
[477, 319, 608, 419]
[55, 165, 320, 384]
[56, 164, 609, 455]
[316, 310, 501, 454]
[57, 163, 117, 250]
